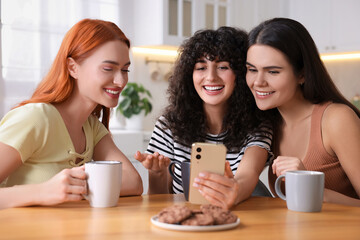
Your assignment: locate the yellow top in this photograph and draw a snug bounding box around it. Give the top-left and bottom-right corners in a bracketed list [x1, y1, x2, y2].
[0, 103, 108, 187]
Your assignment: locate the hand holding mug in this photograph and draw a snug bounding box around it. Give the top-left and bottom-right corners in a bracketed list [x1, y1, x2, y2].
[272, 156, 306, 177]
[38, 166, 87, 206]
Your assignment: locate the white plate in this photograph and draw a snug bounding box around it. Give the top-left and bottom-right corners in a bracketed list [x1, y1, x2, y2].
[151, 215, 240, 232]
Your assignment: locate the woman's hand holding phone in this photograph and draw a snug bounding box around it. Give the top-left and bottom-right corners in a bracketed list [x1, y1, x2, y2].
[189, 143, 227, 205]
[192, 161, 241, 210]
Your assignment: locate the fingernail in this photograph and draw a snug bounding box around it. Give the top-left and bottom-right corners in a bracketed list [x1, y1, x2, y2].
[199, 173, 205, 177]
[194, 177, 200, 183]
[193, 182, 199, 187]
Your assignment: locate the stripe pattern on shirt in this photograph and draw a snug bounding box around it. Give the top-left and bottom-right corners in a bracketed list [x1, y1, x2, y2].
[146, 116, 273, 194]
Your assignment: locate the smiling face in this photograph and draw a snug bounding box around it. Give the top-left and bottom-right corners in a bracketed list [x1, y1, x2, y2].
[68, 40, 130, 109]
[246, 44, 304, 111]
[193, 57, 236, 110]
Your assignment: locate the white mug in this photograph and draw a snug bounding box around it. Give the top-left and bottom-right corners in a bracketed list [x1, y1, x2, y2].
[275, 170, 325, 212]
[84, 161, 122, 208]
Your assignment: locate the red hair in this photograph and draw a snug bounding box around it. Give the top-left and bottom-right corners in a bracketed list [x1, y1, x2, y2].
[16, 18, 130, 129]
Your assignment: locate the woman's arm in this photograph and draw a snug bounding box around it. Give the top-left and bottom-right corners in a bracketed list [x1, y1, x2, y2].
[134, 151, 171, 194]
[135, 117, 175, 194]
[0, 142, 87, 209]
[92, 134, 143, 196]
[0, 142, 33, 209]
[232, 146, 269, 202]
[322, 104, 360, 206]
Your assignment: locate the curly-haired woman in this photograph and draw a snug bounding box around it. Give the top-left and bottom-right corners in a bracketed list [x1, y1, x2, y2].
[135, 27, 272, 209]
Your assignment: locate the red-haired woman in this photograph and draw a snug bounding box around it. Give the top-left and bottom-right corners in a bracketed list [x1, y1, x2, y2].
[0, 19, 143, 209]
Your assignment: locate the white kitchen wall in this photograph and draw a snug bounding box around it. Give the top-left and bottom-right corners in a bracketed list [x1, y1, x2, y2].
[324, 60, 360, 101]
[130, 54, 174, 131]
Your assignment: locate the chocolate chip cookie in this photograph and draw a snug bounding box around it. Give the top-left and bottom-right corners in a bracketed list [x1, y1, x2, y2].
[200, 204, 238, 225]
[157, 205, 192, 224]
[181, 212, 214, 226]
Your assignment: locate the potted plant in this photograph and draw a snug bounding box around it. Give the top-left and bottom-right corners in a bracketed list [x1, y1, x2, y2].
[117, 82, 152, 130]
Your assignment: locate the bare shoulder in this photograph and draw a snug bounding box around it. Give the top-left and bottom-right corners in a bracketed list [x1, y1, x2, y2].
[322, 103, 360, 135]
[323, 103, 359, 121]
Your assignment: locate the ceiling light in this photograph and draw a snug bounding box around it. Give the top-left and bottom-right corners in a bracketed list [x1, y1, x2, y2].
[321, 52, 360, 61]
[132, 47, 178, 57]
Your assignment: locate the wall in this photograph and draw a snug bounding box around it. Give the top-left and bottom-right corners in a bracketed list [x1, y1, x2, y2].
[324, 60, 360, 101]
[129, 54, 174, 131]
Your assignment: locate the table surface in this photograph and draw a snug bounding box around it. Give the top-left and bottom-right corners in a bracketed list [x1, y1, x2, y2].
[0, 194, 359, 240]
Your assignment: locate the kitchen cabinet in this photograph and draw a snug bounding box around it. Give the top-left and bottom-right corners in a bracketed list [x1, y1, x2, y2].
[289, 0, 360, 53]
[133, 0, 233, 47]
[231, 0, 289, 32]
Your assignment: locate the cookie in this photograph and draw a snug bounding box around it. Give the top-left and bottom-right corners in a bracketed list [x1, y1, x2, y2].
[157, 205, 192, 224]
[180, 212, 214, 226]
[200, 204, 238, 225]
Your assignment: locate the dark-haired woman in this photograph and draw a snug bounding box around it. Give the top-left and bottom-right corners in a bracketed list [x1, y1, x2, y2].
[135, 26, 272, 209]
[246, 18, 360, 206]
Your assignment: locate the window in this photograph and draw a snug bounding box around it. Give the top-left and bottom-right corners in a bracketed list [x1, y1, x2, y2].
[0, 0, 123, 117]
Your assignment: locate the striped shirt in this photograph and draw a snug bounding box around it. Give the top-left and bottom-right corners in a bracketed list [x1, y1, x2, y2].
[146, 116, 273, 194]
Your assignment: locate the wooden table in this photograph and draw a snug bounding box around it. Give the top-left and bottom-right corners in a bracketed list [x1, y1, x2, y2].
[0, 194, 359, 240]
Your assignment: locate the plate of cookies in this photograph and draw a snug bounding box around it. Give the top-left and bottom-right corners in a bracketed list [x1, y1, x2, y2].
[151, 204, 240, 231]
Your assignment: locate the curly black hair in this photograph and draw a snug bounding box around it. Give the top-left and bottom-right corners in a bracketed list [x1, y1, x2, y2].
[162, 26, 267, 151]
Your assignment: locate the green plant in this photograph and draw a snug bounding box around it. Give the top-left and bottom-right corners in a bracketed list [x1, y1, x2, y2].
[117, 82, 152, 118]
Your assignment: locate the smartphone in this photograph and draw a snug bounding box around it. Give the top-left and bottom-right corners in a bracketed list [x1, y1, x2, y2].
[189, 142, 227, 204]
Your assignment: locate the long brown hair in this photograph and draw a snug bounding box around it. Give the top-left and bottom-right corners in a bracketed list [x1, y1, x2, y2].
[16, 18, 130, 129]
[248, 18, 360, 120]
